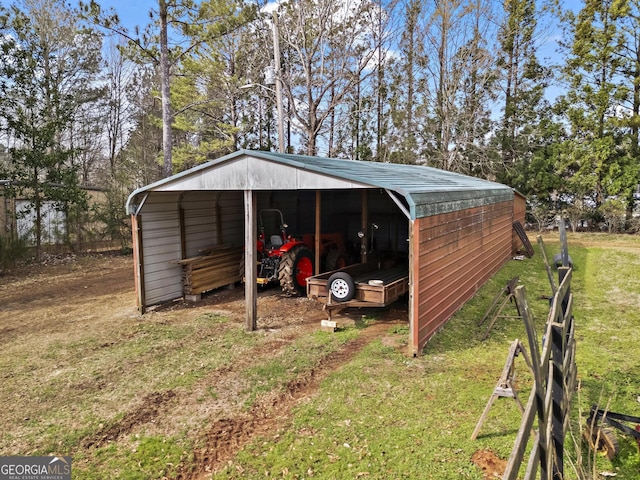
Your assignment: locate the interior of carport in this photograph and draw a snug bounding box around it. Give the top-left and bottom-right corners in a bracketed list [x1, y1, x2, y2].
[129, 184, 411, 324]
[242, 186, 410, 332]
[253, 188, 410, 272]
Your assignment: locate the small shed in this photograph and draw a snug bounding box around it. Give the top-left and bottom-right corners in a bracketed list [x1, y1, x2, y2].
[1, 180, 107, 245]
[126, 150, 526, 355]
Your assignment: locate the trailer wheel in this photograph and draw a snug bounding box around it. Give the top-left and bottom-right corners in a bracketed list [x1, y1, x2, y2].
[328, 272, 355, 302]
[583, 425, 620, 460]
[278, 246, 314, 296]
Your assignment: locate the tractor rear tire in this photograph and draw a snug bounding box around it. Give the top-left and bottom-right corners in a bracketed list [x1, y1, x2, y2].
[278, 246, 314, 296]
[325, 248, 348, 271]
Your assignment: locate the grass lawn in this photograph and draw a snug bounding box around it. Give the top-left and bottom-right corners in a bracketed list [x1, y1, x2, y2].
[1, 233, 639, 479]
[212, 232, 640, 480]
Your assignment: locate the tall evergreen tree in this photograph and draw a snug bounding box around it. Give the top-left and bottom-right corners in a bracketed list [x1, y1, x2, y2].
[83, 0, 254, 177]
[559, 0, 637, 208]
[617, 0, 640, 157]
[121, 68, 164, 187]
[387, 0, 425, 164]
[496, 0, 550, 191]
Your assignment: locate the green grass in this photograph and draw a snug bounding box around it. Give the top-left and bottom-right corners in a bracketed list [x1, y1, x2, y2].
[211, 233, 640, 479]
[74, 435, 190, 480]
[0, 311, 257, 459]
[241, 329, 359, 408]
[3, 233, 639, 479]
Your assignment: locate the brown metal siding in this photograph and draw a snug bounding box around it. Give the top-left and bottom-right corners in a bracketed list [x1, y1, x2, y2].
[412, 200, 513, 353]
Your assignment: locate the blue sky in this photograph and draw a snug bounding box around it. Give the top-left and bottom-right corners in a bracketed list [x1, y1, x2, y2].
[94, 0, 585, 32]
[89, 1, 156, 30]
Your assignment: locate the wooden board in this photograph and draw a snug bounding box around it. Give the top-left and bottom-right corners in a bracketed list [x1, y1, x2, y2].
[513, 221, 534, 257]
[175, 244, 243, 295]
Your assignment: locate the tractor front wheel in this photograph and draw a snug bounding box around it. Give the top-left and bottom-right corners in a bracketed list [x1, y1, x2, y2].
[278, 246, 314, 296]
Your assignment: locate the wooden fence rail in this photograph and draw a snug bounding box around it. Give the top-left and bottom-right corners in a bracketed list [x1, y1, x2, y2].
[503, 265, 577, 480]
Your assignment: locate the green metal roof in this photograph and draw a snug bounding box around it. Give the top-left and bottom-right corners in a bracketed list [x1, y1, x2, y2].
[126, 149, 513, 220]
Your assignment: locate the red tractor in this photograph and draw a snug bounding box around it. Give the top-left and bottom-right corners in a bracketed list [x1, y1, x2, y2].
[254, 209, 349, 296]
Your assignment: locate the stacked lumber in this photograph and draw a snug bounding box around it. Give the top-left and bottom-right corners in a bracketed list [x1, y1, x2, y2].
[176, 245, 243, 295]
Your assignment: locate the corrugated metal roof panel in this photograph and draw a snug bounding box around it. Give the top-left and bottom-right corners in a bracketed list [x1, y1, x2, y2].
[127, 150, 513, 220]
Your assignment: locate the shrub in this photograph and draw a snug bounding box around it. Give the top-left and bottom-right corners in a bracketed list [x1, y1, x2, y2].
[599, 198, 626, 233]
[0, 234, 29, 270]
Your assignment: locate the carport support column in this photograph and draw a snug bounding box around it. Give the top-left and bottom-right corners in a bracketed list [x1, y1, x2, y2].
[244, 190, 257, 331]
[409, 219, 419, 355]
[131, 214, 146, 314]
[361, 191, 368, 263]
[315, 191, 321, 275]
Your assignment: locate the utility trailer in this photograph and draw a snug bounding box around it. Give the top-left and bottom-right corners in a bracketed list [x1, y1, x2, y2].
[306, 260, 409, 320]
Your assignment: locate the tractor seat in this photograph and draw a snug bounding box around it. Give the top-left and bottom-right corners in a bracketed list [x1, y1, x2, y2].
[270, 235, 283, 247]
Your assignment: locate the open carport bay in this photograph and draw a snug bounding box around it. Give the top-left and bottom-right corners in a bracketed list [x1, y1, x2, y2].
[254, 188, 410, 269]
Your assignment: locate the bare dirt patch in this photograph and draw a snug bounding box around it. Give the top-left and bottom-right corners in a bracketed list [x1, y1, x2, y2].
[181, 319, 400, 480]
[471, 449, 507, 479]
[81, 390, 179, 449]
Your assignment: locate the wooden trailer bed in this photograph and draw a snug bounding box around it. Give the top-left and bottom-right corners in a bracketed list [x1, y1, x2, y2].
[307, 261, 409, 319]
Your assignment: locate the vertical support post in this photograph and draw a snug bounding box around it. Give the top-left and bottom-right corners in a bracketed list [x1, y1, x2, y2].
[215, 197, 223, 245]
[315, 190, 321, 275]
[552, 266, 570, 480]
[131, 214, 146, 314]
[361, 190, 368, 263]
[179, 206, 186, 260]
[408, 219, 418, 355]
[244, 190, 257, 331]
[514, 285, 549, 480]
[559, 218, 569, 268]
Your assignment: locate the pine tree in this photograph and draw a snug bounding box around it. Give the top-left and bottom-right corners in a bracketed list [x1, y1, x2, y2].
[559, 0, 638, 208]
[496, 0, 550, 191]
[82, 0, 254, 177]
[387, 0, 425, 164]
[617, 0, 640, 156]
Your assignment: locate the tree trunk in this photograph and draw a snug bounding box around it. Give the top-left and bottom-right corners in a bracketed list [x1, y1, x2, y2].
[633, 47, 640, 155]
[34, 169, 42, 262]
[159, 0, 173, 178]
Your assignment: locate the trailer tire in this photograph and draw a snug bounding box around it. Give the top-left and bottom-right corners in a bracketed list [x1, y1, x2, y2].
[328, 272, 356, 302]
[278, 246, 314, 296]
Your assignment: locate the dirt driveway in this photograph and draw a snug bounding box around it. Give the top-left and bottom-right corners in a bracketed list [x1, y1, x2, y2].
[0, 253, 408, 478]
